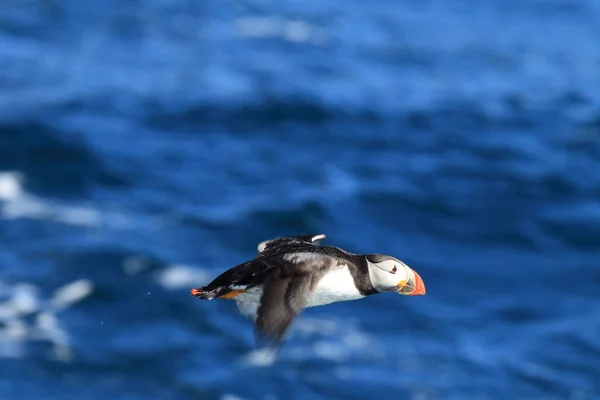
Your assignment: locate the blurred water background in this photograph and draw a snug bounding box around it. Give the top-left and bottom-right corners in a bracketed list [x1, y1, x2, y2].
[1, 0, 600, 399]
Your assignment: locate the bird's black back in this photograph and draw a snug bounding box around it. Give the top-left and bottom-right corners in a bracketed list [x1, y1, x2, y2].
[202, 235, 377, 296]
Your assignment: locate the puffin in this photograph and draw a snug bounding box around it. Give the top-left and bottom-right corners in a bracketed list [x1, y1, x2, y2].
[190, 234, 425, 346]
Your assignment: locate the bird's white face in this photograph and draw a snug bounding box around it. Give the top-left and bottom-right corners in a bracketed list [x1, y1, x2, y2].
[366, 256, 426, 296]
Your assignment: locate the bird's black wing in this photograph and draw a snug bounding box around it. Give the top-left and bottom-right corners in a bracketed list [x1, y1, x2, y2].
[257, 233, 326, 255]
[192, 234, 328, 299]
[254, 253, 335, 346]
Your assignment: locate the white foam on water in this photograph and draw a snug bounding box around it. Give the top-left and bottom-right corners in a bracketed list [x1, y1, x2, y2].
[312, 340, 346, 361]
[0, 303, 19, 323]
[0, 172, 100, 226]
[3, 195, 101, 226]
[0, 172, 23, 201]
[235, 17, 328, 45]
[50, 279, 94, 311]
[5, 283, 39, 317]
[3, 319, 28, 340]
[240, 315, 382, 366]
[0, 278, 95, 362]
[33, 313, 68, 344]
[122, 256, 151, 275]
[32, 312, 73, 363]
[240, 347, 278, 367]
[221, 395, 247, 400]
[287, 329, 382, 364]
[303, 318, 382, 361]
[294, 316, 340, 337]
[0, 319, 26, 358]
[0, 170, 130, 228]
[157, 264, 211, 290]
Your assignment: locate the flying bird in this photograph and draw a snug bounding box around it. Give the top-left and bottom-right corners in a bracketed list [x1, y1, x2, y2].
[190, 234, 425, 347]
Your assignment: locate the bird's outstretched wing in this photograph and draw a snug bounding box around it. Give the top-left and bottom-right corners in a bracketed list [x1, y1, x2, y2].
[191, 234, 328, 300]
[254, 254, 334, 346]
[255, 275, 313, 345]
[257, 234, 326, 254]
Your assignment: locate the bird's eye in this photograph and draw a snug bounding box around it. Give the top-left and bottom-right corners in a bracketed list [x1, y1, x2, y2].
[391, 265, 397, 274]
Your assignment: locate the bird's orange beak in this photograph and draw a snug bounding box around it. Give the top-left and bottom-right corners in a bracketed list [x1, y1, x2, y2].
[396, 268, 426, 296]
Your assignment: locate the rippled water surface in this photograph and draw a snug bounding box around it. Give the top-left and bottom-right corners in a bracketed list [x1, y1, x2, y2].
[1, 1, 600, 399]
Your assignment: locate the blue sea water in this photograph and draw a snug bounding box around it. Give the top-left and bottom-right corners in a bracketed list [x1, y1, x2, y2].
[1, 0, 600, 399]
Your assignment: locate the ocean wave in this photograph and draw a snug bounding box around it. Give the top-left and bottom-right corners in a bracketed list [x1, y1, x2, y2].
[142, 96, 600, 135]
[1, 1, 600, 397]
[0, 122, 126, 198]
[0, 171, 128, 228]
[1, 0, 599, 135]
[240, 315, 383, 369]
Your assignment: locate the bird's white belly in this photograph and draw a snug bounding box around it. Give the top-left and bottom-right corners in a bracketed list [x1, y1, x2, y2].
[234, 266, 364, 308]
[306, 266, 364, 307]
